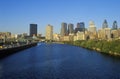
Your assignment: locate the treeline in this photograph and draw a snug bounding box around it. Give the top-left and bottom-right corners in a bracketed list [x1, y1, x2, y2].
[63, 40, 120, 56]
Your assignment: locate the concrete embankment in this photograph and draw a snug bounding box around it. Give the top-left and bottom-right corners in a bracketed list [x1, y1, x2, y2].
[0, 43, 37, 59]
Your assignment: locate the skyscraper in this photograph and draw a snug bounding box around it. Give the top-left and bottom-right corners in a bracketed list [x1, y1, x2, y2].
[79, 22, 85, 32]
[68, 23, 74, 34]
[102, 19, 108, 29]
[75, 23, 80, 34]
[112, 21, 118, 30]
[75, 22, 85, 33]
[46, 24, 53, 40]
[60, 22, 67, 36]
[30, 24, 37, 36]
[89, 21, 96, 33]
[77, 23, 80, 28]
[80, 22, 85, 29]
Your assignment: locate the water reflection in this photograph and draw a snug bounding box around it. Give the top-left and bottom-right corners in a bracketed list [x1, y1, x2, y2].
[0, 64, 3, 78]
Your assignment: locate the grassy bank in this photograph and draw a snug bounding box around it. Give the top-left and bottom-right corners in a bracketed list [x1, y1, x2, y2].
[63, 40, 120, 57]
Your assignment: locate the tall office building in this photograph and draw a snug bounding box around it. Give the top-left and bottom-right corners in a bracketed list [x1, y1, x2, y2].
[80, 22, 85, 29]
[68, 23, 74, 34]
[77, 23, 80, 28]
[75, 22, 85, 33]
[30, 24, 37, 36]
[112, 21, 118, 30]
[89, 21, 96, 33]
[102, 19, 108, 29]
[79, 22, 85, 32]
[60, 22, 67, 36]
[45, 24, 53, 40]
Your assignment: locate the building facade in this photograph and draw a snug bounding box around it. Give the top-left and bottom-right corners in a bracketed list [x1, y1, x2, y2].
[112, 21, 118, 30]
[98, 28, 111, 40]
[45, 24, 53, 40]
[102, 19, 108, 29]
[60, 22, 68, 36]
[30, 24, 37, 37]
[75, 22, 85, 34]
[89, 21, 96, 33]
[68, 23, 74, 34]
[77, 31, 85, 40]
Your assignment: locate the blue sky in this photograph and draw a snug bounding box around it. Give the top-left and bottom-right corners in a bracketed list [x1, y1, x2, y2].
[0, 0, 120, 35]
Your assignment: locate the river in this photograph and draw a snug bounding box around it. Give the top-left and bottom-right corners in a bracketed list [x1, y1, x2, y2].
[0, 43, 120, 79]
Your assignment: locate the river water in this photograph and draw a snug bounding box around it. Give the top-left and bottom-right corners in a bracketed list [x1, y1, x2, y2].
[0, 43, 120, 79]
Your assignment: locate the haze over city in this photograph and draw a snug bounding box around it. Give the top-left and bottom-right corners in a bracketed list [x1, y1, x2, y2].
[0, 0, 120, 35]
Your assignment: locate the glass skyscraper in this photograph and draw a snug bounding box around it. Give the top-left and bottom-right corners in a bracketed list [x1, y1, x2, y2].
[102, 19, 108, 29]
[60, 22, 67, 36]
[112, 21, 118, 30]
[30, 24, 37, 36]
[75, 22, 85, 34]
[68, 23, 74, 34]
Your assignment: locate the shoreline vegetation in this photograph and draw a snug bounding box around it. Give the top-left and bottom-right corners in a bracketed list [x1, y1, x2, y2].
[63, 40, 120, 58]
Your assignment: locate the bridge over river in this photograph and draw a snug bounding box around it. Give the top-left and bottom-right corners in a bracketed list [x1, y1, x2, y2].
[0, 43, 120, 79]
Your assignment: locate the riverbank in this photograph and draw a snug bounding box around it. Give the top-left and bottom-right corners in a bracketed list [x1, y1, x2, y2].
[1, 42, 120, 79]
[63, 40, 120, 58]
[0, 43, 37, 59]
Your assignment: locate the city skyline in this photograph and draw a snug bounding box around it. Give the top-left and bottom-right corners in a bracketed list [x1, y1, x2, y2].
[0, 0, 120, 35]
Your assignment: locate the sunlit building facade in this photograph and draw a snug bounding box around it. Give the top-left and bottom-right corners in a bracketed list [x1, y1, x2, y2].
[45, 24, 53, 40]
[89, 21, 96, 33]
